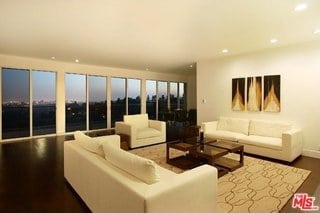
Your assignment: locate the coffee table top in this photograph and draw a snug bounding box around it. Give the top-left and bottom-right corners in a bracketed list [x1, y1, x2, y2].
[193, 145, 229, 159]
[208, 140, 243, 152]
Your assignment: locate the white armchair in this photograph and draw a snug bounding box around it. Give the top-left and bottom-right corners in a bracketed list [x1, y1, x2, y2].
[115, 114, 166, 148]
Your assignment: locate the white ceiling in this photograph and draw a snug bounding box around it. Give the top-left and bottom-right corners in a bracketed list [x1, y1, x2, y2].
[0, 0, 319, 73]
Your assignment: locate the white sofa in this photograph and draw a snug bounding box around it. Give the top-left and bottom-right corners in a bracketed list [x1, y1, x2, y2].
[115, 114, 166, 148]
[202, 117, 303, 162]
[64, 132, 218, 213]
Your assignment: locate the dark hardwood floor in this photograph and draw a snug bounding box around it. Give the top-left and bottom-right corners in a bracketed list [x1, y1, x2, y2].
[0, 132, 319, 213]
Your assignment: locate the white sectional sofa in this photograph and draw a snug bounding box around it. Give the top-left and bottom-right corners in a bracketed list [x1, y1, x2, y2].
[64, 131, 218, 213]
[202, 117, 303, 162]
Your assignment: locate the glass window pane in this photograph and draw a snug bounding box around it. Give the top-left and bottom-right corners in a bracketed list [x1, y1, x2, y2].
[65, 73, 86, 132]
[170, 82, 178, 111]
[111, 77, 126, 127]
[2, 68, 30, 139]
[157, 81, 168, 121]
[89, 76, 107, 130]
[179, 82, 185, 110]
[32, 71, 56, 135]
[128, 79, 141, 115]
[146, 80, 157, 120]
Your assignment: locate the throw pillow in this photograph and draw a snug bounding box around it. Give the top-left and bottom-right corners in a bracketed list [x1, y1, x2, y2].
[102, 142, 160, 184]
[74, 131, 105, 157]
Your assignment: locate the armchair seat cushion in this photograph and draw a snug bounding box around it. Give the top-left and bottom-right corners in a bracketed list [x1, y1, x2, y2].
[239, 135, 282, 151]
[206, 130, 245, 142]
[137, 128, 161, 139]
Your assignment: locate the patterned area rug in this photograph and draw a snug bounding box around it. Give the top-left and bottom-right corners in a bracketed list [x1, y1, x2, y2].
[130, 143, 310, 213]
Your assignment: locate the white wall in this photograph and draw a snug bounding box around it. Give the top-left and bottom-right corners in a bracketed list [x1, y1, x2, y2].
[197, 40, 320, 152]
[0, 54, 196, 138]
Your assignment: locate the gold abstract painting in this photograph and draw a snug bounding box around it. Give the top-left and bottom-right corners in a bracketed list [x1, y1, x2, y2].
[232, 78, 245, 111]
[264, 75, 281, 112]
[247, 76, 262, 111]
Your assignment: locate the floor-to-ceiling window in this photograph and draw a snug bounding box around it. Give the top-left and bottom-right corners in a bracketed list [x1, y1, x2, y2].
[157, 81, 168, 121]
[111, 77, 126, 127]
[2, 68, 30, 139]
[146, 80, 157, 120]
[32, 71, 56, 135]
[65, 73, 86, 132]
[170, 82, 178, 111]
[89, 76, 107, 130]
[127, 78, 141, 115]
[179, 82, 185, 110]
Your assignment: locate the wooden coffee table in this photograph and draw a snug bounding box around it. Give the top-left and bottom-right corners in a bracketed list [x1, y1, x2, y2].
[207, 140, 244, 171]
[166, 138, 244, 177]
[166, 137, 212, 170]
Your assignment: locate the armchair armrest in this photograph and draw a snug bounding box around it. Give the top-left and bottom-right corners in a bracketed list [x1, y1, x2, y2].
[148, 120, 165, 132]
[94, 135, 121, 149]
[201, 121, 218, 135]
[146, 165, 217, 213]
[115, 122, 136, 141]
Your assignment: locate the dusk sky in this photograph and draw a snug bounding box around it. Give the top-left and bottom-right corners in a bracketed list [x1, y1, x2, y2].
[2, 69, 183, 103]
[33, 71, 55, 102]
[65, 73, 86, 102]
[2, 68, 29, 102]
[89, 76, 106, 102]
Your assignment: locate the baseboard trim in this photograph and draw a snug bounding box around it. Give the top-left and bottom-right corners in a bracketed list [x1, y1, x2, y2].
[302, 149, 320, 159]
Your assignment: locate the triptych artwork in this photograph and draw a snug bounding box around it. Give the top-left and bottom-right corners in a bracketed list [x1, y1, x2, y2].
[232, 75, 280, 112]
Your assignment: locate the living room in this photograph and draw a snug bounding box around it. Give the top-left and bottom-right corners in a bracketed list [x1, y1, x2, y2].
[1, 0, 320, 213]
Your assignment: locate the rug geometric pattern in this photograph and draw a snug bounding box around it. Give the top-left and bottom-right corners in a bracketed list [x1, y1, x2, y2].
[130, 143, 310, 213]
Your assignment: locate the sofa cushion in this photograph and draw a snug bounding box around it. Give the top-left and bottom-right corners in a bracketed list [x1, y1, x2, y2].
[217, 117, 250, 135]
[124, 114, 149, 129]
[239, 135, 282, 151]
[249, 119, 292, 138]
[206, 130, 245, 142]
[136, 128, 161, 139]
[102, 142, 160, 184]
[74, 131, 105, 157]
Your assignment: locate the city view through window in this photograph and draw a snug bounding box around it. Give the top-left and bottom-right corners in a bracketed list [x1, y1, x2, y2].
[111, 77, 126, 127]
[146, 80, 157, 119]
[1, 67, 186, 139]
[89, 76, 107, 130]
[2, 68, 30, 139]
[65, 73, 86, 132]
[128, 79, 141, 115]
[32, 71, 56, 135]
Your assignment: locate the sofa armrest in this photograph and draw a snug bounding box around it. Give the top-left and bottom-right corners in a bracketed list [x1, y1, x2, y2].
[115, 122, 136, 140]
[148, 120, 165, 132]
[201, 121, 218, 135]
[145, 165, 217, 213]
[282, 128, 303, 161]
[282, 128, 302, 148]
[94, 135, 121, 149]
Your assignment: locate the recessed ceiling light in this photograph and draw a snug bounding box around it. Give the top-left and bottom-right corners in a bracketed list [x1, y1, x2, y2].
[75, 59, 79, 63]
[294, 3, 307, 12]
[222, 49, 229, 53]
[51, 56, 55, 60]
[270, 38, 278, 44]
[189, 64, 193, 68]
[314, 29, 320, 34]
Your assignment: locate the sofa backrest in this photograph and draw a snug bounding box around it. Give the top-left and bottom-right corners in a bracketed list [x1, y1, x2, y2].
[249, 119, 292, 138]
[124, 114, 149, 129]
[217, 117, 250, 135]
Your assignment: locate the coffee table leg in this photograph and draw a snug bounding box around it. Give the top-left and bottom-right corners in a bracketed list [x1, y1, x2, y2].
[239, 147, 244, 166]
[166, 143, 170, 162]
